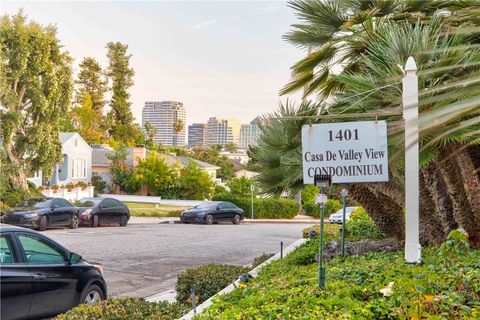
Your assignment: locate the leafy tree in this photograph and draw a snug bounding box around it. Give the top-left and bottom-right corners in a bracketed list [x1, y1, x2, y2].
[91, 175, 107, 196]
[76, 57, 108, 112]
[191, 146, 234, 180]
[105, 42, 142, 145]
[71, 93, 105, 144]
[0, 11, 73, 192]
[107, 146, 139, 193]
[227, 176, 255, 197]
[143, 121, 157, 149]
[178, 161, 215, 200]
[133, 151, 179, 196]
[301, 184, 319, 205]
[224, 142, 238, 153]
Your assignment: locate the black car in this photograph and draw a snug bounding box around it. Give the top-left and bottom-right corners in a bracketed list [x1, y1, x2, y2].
[1, 198, 80, 231]
[77, 197, 130, 227]
[0, 224, 107, 320]
[180, 201, 244, 224]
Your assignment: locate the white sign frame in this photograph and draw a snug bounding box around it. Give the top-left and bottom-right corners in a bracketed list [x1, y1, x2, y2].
[302, 120, 389, 184]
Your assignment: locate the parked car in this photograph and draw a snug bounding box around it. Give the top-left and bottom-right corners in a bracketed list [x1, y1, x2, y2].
[76, 197, 130, 227]
[0, 224, 107, 320]
[1, 198, 80, 231]
[328, 207, 359, 224]
[180, 201, 244, 225]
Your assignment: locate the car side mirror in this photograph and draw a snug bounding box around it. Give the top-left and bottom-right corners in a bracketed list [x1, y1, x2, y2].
[67, 252, 82, 265]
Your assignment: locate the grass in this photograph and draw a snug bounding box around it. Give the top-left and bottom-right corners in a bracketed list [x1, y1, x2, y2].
[125, 202, 190, 217]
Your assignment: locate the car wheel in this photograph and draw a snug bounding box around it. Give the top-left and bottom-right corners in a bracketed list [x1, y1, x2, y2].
[92, 215, 99, 228]
[233, 214, 241, 225]
[69, 214, 80, 229]
[80, 284, 104, 305]
[205, 214, 214, 225]
[38, 216, 47, 231]
[119, 215, 128, 227]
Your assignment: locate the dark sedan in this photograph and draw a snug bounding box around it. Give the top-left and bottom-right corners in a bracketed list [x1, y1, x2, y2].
[180, 201, 244, 225]
[1, 198, 80, 231]
[77, 197, 130, 227]
[0, 224, 107, 320]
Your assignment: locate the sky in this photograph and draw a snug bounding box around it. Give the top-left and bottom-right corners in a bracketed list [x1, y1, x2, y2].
[2, 1, 305, 126]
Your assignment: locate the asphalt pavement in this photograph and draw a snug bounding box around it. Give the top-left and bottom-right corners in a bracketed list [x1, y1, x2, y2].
[44, 222, 307, 298]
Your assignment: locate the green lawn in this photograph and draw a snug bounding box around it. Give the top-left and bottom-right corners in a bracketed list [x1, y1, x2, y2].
[195, 232, 480, 319]
[125, 202, 190, 217]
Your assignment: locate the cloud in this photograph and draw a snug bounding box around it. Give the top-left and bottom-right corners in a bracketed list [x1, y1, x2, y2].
[192, 18, 222, 30]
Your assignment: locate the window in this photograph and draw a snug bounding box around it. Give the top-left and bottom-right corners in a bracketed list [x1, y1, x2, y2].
[52, 199, 72, 209]
[0, 235, 16, 264]
[18, 234, 65, 264]
[71, 158, 87, 178]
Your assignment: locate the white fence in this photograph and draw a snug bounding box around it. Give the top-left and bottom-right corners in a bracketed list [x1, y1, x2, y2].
[99, 194, 203, 207]
[42, 186, 94, 202]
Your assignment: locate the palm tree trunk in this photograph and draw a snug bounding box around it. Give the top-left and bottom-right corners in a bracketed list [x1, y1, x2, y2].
[419, 172, 446, 246]
[457, 149, 480, 232]
[422, 164, 458, 234]
[438, 145, 476, 235]
[369, 179, 404, 208]
[467, 145, 480, 180]
[349, 184, 405, 241]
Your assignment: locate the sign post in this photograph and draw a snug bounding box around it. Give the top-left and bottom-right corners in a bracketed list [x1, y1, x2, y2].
[403, 57, 421, 263]
[314, 174, 331, 289]
[340, 188, 348, 257]
[250, 184, 254, 220]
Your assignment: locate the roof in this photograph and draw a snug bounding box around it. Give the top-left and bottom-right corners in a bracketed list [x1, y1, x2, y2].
[59, 132, 92, 151]
[176, 156, 220, 170]
[229, 159, 245, 171]
[0, 223, 39, 233]
[92, 146, 140, 167]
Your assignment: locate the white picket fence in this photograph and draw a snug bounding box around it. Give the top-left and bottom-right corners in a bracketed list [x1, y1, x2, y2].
[99, 194, 203, 207]
[41, 186, 94, 202]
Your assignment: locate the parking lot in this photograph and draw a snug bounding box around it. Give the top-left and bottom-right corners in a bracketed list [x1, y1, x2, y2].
[45, 222, 306, 298]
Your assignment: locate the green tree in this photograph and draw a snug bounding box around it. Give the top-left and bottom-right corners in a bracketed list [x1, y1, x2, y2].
[133, 151, 179, 196]
[143, 121, 157, 150]
[107, 146, 140, 193]
[178, 161, 215, 200]
[105, 42, 142, 145]
[226, 176, 255, 197]
[191, 146, 234, 180]
[0, 11, 73, 192]
[76, 57, 108, 112]
[224, 142, 238, 153]
[71, 93, 105, 144]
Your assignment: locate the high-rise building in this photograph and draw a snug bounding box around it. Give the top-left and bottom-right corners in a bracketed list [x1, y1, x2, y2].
[239, 117, 260, 150]
[188, 123, 206, 147]
[205, 117, 241, 147]
[142, 101, 186, 146]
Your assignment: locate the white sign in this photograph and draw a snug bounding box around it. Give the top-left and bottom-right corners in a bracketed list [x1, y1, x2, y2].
[315, 194, 328, 205]
[302, 121, 389, 184]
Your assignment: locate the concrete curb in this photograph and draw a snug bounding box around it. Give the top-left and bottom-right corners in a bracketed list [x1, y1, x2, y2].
[156, 218, 320, 225]
[178, 238, 307, 320]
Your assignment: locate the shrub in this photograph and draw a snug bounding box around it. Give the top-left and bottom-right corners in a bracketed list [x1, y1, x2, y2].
[226, 176, 256, 197]
[54, 297, 187, 320]
[301, 184, 319, 205]
[345, 207, 383, 242]
[303, 199, 342, 218]
[176, 264, 248, 304]
[212, 194, 299, 219]
[91, 175, 107, 196]
[302, 223, 341, 239]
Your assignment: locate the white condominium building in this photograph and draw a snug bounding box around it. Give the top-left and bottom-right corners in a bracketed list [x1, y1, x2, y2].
[142, 101, 186, 146]
[205, 117, 241, 147]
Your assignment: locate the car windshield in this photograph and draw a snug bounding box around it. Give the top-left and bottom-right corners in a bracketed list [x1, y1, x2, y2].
[76, 198, 102, 207]
[334, 207, 357, 215]
[16, 199, 51, 209]
[194, 202, 217, 209]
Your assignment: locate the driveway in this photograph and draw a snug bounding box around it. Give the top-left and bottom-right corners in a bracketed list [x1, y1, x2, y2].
[44, 222, 307, 298]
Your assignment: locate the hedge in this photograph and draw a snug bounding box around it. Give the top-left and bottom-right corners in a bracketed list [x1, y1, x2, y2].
[212, 194, 299, 219]
[54, 298, 187, 320]
[303, 199, 342, 218]
[176, 264, 248, 304]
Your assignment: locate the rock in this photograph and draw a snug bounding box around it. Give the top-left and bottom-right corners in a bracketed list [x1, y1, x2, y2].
[323, 239, 401, 261]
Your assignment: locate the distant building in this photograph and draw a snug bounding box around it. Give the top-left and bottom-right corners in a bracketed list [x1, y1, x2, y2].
[221, 152, 249, 165]
[188, 123, 206, 147]
[239, 117, 260, 150]
[205, 117, 241, 147]
[229, 159, 258, 179]
[142, 101, 186, 146]
[250, 117, 260, 145]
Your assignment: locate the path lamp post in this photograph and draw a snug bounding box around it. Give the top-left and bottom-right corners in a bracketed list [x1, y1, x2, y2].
[250, 184, 254, 219]
[341, 188, 348, 257]
[314, 174, 331, 289]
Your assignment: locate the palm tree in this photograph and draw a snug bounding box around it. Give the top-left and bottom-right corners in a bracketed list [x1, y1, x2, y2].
[252, 3, 480, 245]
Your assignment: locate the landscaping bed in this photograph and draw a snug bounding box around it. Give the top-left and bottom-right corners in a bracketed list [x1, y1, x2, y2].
[194, 231, 480, 319]
[125, 202, 186, 217]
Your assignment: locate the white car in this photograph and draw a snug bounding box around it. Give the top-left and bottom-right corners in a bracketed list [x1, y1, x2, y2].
[328, 207, 358, 224]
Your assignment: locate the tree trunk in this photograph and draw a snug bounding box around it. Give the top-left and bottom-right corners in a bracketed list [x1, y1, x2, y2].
[419, 172, 446, 246]
[370, 179, 404, 208]
[467, 145, 480, 180]
[5, 143, 29, 192]
[422, 164, 458, 234]
[457, 149, 480, 244]
[350, 184, 405, 241]
[438, 145, 476, 235]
